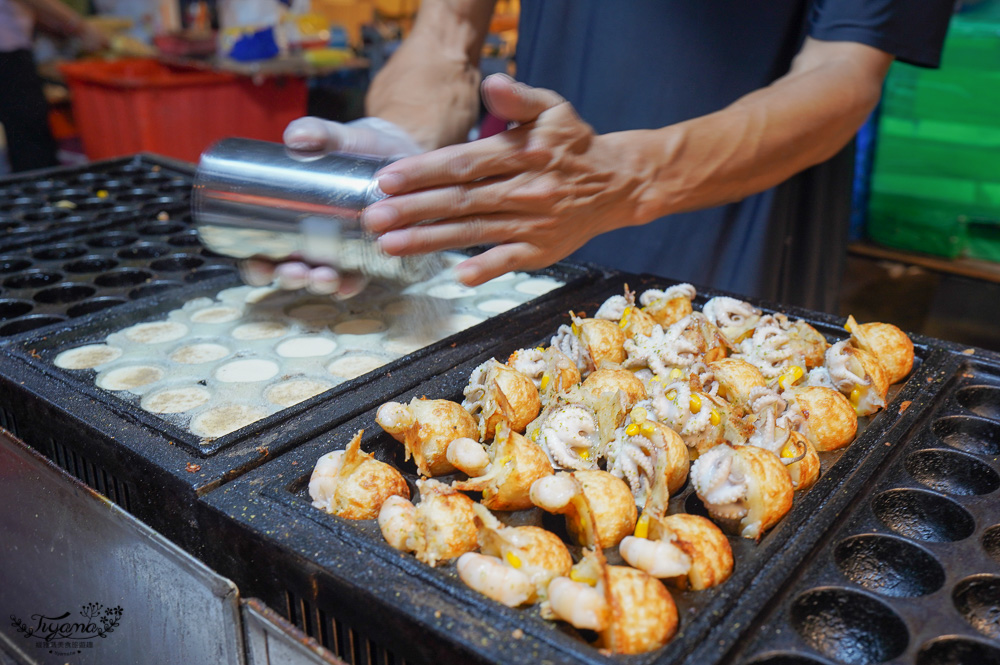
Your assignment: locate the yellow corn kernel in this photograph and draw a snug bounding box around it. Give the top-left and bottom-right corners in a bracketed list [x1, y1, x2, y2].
[625, 423, 640, 437]
[535, 346, 545, 352]
[689, 394, 702, 414]
[634, 514, 650, 539]
[569, 569, 598, 586]
[669, 368, 684, 380]
[540, 373, 551, 391]
[631, 406, 647, 422]
[850, 386, 868, 415]
[666, 390, 677, 401]
[497, 456, 513, 467]
[530, 428, 540, 441]
[778, 365, 804, 391]
[710, 409, 721, 426]
[650, 375, 662, 383]
[579, 449, 591, 461]
[505, 551, 522, 569]
[96, 189, 109, 198]
[780, 444, 796, 459]
[618, 307, 631, 329]
[639, 422, 656, 437]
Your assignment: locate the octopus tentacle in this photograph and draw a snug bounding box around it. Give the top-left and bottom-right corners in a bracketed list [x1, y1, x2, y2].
[595, 295, 629, 321]
[537, 404, 600, 471]
[624, 317, 700, 377]
[508, 348, 546, 387]
[702, 296, 761, 331]
[824, 340, 869, 391]
[550, 323, 584, 370]
[690, 446, 747, 518]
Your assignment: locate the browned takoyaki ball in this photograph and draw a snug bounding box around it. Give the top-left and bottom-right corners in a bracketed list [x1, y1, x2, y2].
[376, 398, 479, 477]
[308, 430, 410, 520]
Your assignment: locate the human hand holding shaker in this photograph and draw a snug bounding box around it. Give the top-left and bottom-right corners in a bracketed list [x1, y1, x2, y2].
[192, 123, 433, 298]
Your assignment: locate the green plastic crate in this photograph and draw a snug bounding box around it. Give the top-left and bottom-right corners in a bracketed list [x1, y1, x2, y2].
[866, 4, 1000, 262]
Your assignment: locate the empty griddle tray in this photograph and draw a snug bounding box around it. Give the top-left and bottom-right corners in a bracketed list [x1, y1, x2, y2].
[0, 260, 602, 557]
[0, 211, 234, 338]
[0, 154, 193, 253]
[198, 273, 948, 665]
[720, 348, 1000, 665]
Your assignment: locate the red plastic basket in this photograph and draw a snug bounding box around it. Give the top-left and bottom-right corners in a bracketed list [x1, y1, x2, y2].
[60, 58, 307, 163]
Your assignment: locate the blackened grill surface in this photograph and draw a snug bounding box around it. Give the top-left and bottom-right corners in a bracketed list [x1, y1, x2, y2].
[0, 212, 236, 337]
[0, 154, 194, 254]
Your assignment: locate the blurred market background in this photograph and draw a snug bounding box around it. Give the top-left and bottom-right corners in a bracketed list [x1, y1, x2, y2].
[1, 0, 998, 349]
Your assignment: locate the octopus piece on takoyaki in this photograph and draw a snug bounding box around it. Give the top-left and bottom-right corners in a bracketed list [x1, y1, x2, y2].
[551, 312, 627, 376]
[376, 397, 479, 477]
[780, 385, 858, 452]
[639, 283, 696, 328]
[530, 397, 602, 470]
[689, 443, 794, 540]
[456, 503, 573, 606]
[544, 548, 678, 655]
[846, 315, 914, 384]
[463, 358, 541, 439]
[624, 322, 699, 378]
[451, 423, 553, 511]
[530, 470, 638, 549]
[678, 312, 730, 364]
[648, 378, 752, 454]
[746, 387, 820, 491]
[775, 314, 829, 370]
[619, 512, 733, 591]
[822, 340, 890, 416]
[507, 346, 582, 405]
[707, 357, 768, 409]
[377, 479, 478, 567]
[780, 430, 820, 491]
[595, 286, 660, 341]
[746, 387, 794, 455]
[308, 429, 410, 520]
[702, 296, 761, 345]
[734, 315, 797, 379]
[606, 406, 689, 518]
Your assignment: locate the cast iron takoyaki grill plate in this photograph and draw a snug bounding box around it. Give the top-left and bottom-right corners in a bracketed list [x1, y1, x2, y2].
[0, 259, 603, 558]
[0, 154, 193, 253]
[716, 348, 1000, 665]
[0, 211, 234, 338]
[198, 273, 952, 665]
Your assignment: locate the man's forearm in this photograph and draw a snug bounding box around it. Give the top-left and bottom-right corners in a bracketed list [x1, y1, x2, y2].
[366, 0, 496, 151]
[632, 38, 893, 223]
[13, 0, 87, 37]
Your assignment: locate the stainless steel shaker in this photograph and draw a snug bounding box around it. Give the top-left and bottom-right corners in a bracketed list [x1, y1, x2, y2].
[192, 137, 444, 283]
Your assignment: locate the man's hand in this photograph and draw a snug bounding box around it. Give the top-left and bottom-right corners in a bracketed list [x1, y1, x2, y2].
[240, 258, 369, 298]
[364, 74, 660, 286]
[283, 117, 423, 159]
[242, 117, 425, 298]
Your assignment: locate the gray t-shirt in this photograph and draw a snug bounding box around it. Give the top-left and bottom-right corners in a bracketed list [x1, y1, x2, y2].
[516, 0, 952, 311]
